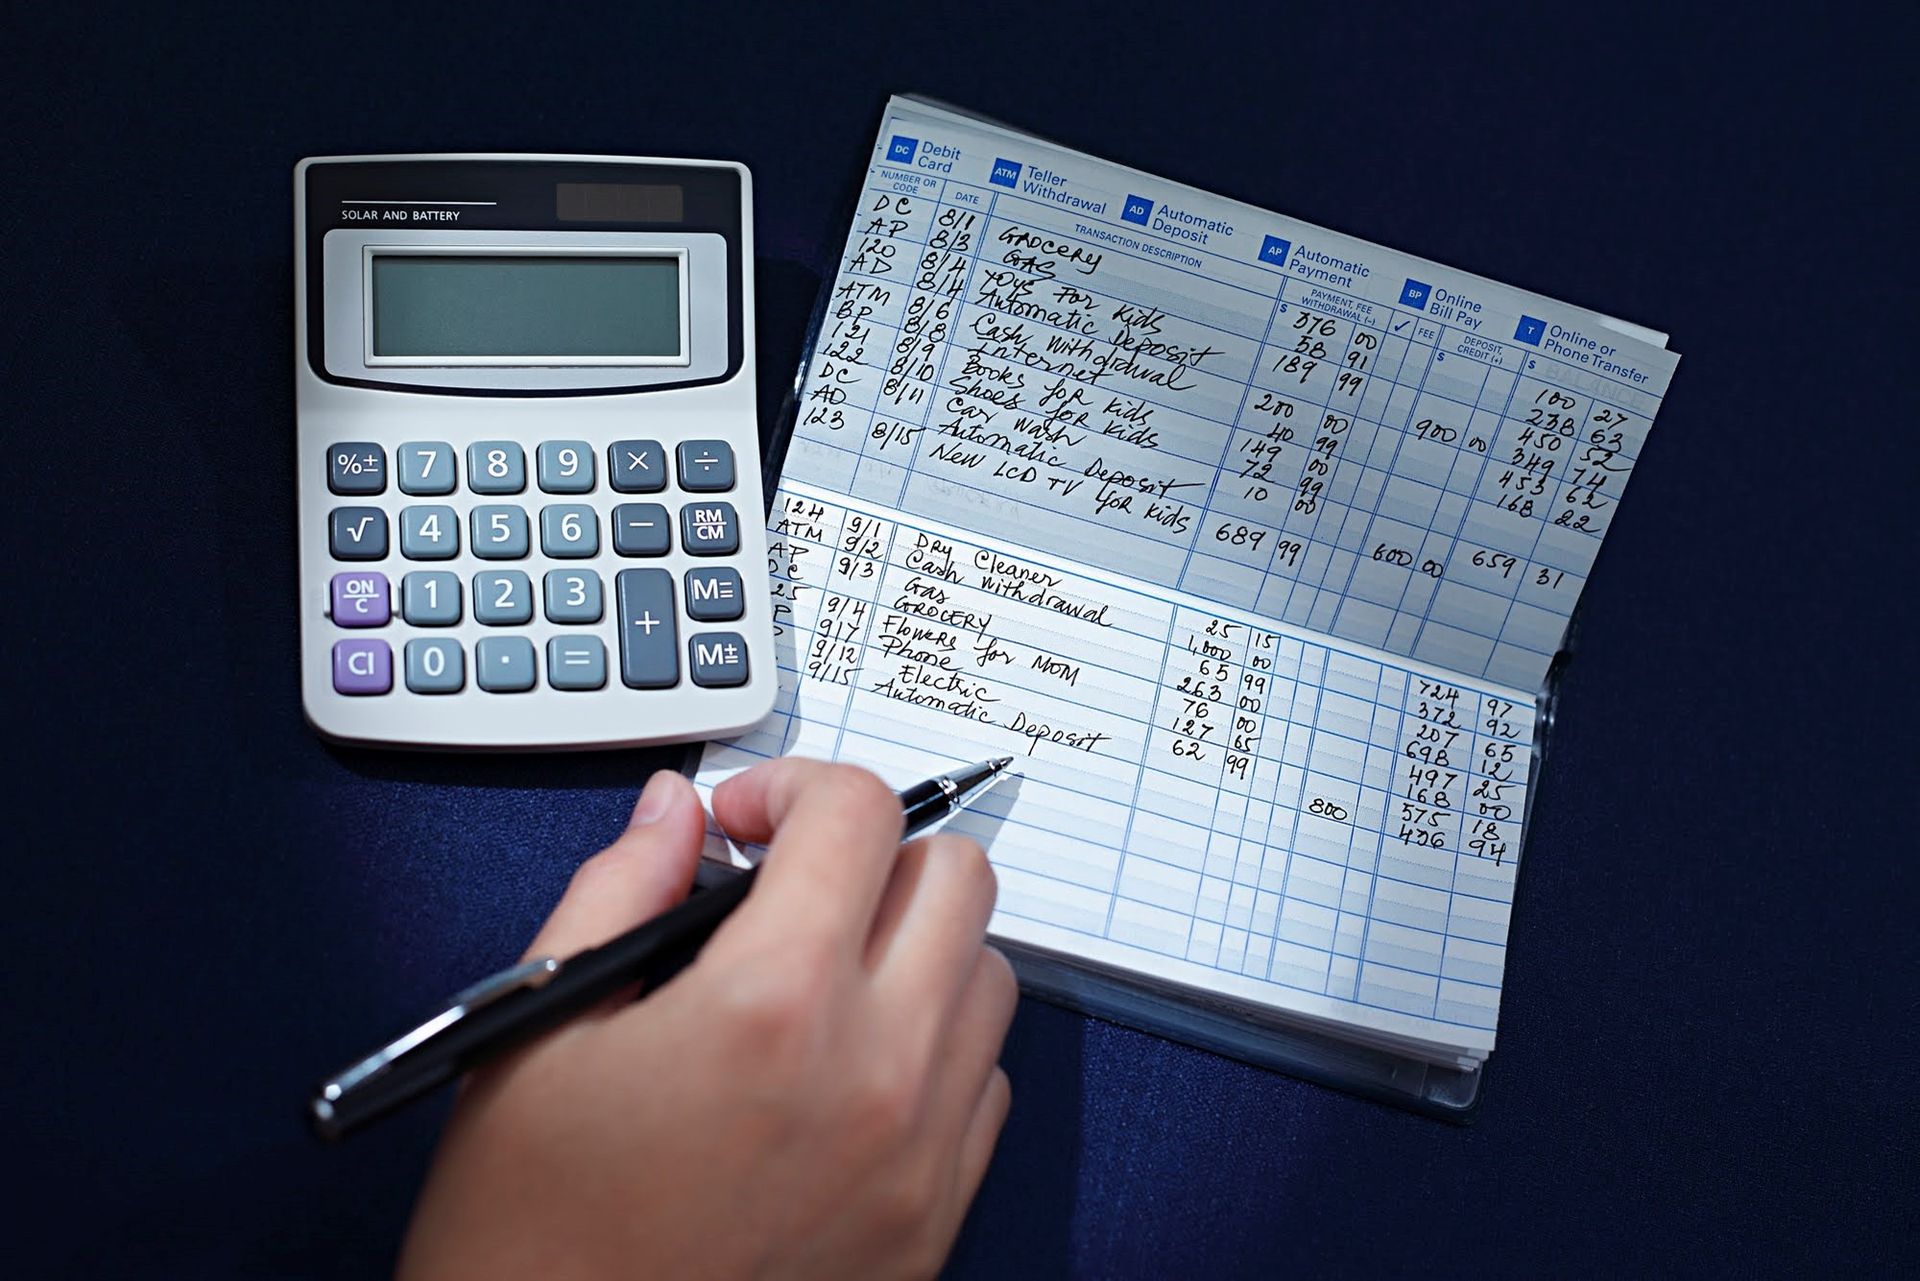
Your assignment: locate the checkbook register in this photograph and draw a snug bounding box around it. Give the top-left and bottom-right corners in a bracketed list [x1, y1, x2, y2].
[689, 97, 1683, 1116]
[295, 154, 775, 749]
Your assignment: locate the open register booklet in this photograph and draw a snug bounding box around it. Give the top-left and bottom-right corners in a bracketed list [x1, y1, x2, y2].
[694, 96, 1679, 1114]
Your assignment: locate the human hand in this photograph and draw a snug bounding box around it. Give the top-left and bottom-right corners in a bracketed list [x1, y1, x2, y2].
[397, 759, 1016, 1281]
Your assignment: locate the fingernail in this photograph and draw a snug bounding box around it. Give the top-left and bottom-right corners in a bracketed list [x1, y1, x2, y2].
[629, 770, 684, 826]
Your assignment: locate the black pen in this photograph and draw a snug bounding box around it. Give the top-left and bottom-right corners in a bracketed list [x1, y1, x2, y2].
[310, 756, 1016, 1141]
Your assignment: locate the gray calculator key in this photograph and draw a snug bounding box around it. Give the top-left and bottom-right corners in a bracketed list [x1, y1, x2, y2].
[476, 636, 537, 692]
[688, 632, 750, 687]
[684, 567, 745, 621]
[402, 571, 462, 625]
[405, 638, 465, 693]
[330, 506, 388, 560]
[613, 503, 671, 556]
[470, 505, 530, 558]
[468, 441, 527, 494]
[616, 568, 679, 689]
[397, 441, 456, 495]
[546, 636, 608, 691]
[544, 569, 603, 623]
[676, 440, 735, 492]
[473, 570, 534, 625]
[538, 440, 596, 493]
[609, 439, 667, 493]
[400, 505, 460, 559]
[329, 442, 387, 495]
[680, 502, 739, 555]
[540, 504, 599, 557]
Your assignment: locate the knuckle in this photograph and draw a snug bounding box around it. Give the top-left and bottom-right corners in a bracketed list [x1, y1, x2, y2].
[892, 1191, 944, 1261]
[853, 1052, 924, 1139]
[715, 944, 833, 1052]
[821, 764, 902, 827]
[956, 837, 998, 901]
[927, 834, 996, 905]
[981, 945, 1018, 1004]
[873, 1157, 942, 1239]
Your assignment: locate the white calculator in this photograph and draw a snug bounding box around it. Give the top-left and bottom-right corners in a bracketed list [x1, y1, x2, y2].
[294, 154, 775, 749]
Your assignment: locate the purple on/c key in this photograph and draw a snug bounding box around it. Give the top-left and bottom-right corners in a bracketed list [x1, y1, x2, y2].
[333, 639, 392, 695]
[330, 571, 390, 627]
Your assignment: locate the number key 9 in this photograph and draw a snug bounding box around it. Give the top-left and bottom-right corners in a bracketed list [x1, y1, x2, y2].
[538, 440, 595, 493]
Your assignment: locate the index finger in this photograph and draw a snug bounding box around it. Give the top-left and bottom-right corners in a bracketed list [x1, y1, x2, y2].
[712, 757, 905, 952]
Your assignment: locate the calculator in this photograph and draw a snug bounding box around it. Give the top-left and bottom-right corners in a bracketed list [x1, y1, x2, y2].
[295, 154, 775, 749]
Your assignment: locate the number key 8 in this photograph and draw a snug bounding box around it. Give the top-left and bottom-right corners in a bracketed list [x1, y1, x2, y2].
[467, 441, 526, 494]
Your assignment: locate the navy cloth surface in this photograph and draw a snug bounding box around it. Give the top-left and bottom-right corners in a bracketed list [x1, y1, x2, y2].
[4, 3, 1913, 1276]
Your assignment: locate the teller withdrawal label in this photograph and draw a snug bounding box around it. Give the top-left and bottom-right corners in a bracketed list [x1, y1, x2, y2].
[699, 97, 1678, 1065]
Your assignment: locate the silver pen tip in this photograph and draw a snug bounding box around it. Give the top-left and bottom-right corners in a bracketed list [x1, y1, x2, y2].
[988, 756, 1014, 771]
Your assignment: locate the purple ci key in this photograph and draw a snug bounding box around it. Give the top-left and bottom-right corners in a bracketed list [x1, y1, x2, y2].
[330, 571, 390, 627]
[332, 639, 392, 695]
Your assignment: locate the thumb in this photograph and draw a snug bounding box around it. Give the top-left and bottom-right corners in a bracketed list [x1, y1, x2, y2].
[523, 770, 706, 959]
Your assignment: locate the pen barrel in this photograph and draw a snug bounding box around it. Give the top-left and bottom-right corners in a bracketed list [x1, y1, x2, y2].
[312, 867, 758, 1140]
[897, 778, 949, 835]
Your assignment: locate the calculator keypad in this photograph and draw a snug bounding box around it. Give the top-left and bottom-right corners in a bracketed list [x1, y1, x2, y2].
[330, 507, 388, 560]
[470, 505, 531, 559]
[476, 636, 536, 692]
[397, 442, 456, 495]
[329, 443, 388, 495]
[613, 503, 671, 556]
[333, 638, 392, 694]
[675, 440, 735, 492]
[544, 570, 603, 623]
[688, 632, 749, 687]
[681, 502, 739, 555]
[540, 504, 599, 557]
[405, 638, 465, 693]
[547, 636, 608, 690]
[537, 441, 596, 493]
[473, 571, 534, 626]
[403, 572, 462, 625]
[400, 505, 460, 559]
[330, 571, 390, 627]
[324, 438, 758, 702]
[609, 440, 667, 493]
[684, 567, 744, 621]
[468, 441, 527, 494]
[616, 569, 679, 688]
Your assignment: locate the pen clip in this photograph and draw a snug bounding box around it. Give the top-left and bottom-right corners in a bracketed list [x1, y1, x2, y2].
[316, 955, 561, 1107]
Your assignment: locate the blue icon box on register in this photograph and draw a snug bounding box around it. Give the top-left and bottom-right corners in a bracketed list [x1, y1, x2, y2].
[1514, 315, 1546, 345]
[1399, 279, 1433, 309]
[990, 158, 1021, 187]
[1121, 195, 1153, 225]
[1259, 235, 1291, 267]
[887, 135, 918, 164]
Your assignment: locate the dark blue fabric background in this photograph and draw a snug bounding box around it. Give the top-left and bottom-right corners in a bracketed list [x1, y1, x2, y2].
[4, 2, 1913, 1276]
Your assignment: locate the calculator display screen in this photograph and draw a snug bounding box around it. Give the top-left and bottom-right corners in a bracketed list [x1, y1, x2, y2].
[369, 254, 682, 358]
